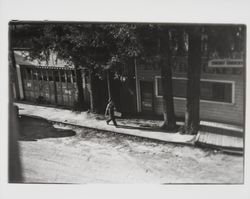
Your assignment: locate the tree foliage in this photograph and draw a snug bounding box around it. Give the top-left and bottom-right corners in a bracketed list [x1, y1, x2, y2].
[205, 25, 245, 58]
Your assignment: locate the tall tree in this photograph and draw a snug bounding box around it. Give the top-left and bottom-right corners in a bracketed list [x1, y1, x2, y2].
[158, 27, 176, 130]
[181, 25, 245, 135]
[183, 26, 202, 135]
[10, 23, 123, 112]
[206, 25, 245, 58]
[134, 24, 177, 130]
[10, 23, 87, 110]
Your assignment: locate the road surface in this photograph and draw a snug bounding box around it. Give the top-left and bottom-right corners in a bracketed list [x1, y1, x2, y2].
[18, 116, 243, 183]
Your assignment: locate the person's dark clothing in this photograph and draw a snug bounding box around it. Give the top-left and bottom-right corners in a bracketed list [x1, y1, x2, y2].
[106, 101, 117, 126]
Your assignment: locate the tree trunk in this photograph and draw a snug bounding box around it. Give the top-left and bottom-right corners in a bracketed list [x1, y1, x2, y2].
[88, 68, 98, 112]
[75, 66, 85, 110]
[184, 27, 202, 135]
[159, 29, 176, 130]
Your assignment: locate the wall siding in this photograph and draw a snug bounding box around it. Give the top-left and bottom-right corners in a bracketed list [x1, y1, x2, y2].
[20, 66, 79, 107]
[137, 65, 244, 125]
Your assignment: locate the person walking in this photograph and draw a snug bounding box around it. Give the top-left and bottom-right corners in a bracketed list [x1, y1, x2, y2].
[105, 99, 118, 127]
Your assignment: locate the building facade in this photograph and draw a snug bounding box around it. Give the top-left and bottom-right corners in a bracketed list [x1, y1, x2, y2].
[135, 54, 244, 125]
[12, 51, 245, 125]
[12, 51, 91, 108]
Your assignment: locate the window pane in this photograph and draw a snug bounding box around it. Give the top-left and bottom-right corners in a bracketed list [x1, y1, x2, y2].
[156, 77, 232, 103]
[200, 81, 232, 103]
[224, 84, 232, 102]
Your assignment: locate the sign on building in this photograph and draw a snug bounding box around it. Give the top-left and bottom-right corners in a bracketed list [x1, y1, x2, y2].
[208, 59, 243, 68]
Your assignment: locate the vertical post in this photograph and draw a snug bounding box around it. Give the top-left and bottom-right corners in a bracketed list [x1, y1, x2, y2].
[25, 68, 29, 99]
[134, 58, 140, 112]
[70, 70, 74, 83]
[46, 70, 51, 103]
[107, 70, 111, 100]
[30, 69, 35, 100]
[16, 64, 24, 99]
[58, 69, 64, 105]
[70, 70, 74, 106]
[73, 69, 78, 103]
[52, 70, 58, 104]
[65, 70, 69, 106]
[40, 69, 43, 99]
[88, 68, 96, 112]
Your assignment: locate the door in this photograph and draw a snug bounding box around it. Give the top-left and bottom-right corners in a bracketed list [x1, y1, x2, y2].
[140, 81, 154, 113]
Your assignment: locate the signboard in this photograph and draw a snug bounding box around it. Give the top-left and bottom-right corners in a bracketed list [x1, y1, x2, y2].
[208, 59, 243, 68]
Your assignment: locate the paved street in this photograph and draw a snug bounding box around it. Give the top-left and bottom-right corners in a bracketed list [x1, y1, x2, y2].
[18, 116, 243, 183]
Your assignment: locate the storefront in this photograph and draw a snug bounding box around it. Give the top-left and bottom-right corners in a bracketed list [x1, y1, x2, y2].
[12, 51, 245, 125]
[13, 51, 88, 108]
[18, 65, 78, 107]
[135, 55, 244, 125]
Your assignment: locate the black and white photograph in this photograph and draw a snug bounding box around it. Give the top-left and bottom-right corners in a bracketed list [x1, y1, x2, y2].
[1, 0, 250, 199]
[8, 21, 246, 184]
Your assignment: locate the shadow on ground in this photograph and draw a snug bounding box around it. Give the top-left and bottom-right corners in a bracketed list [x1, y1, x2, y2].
[19, 115, 76, 141]
[116, 124, 179, 133]
[116, 124, 163, 132]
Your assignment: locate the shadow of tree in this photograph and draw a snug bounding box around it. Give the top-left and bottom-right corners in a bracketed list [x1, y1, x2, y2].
[116, 124, 176, 132]
[19, 115, 76, 141]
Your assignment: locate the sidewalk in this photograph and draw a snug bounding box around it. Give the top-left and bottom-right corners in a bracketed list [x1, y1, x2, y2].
[15, 102, 244, 152]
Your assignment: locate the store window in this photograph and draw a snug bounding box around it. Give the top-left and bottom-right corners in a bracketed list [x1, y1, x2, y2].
[156, 77, 234, 103]
[200, 81, 232, 103]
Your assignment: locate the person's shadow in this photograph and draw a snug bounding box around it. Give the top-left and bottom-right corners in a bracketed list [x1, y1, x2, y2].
[18, 115, 76, 141]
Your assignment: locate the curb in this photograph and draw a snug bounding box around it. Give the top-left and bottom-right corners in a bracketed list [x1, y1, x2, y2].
[20, 113, 195, 147]
[19, 113, 243, 156]
[195, 142, 243, 156]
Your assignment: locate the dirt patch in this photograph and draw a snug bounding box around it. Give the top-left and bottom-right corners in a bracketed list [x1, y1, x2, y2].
[19, 115, 76, 141]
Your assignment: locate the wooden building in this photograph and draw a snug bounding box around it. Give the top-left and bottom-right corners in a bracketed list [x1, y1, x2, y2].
[12, 51, 135, 113]
[12, 50, 245, 126]
[135, 53, 244, 125]
[12, 51, 90, 108]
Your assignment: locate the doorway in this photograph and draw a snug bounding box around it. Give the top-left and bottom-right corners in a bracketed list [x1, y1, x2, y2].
[140, 81, 154, 113]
